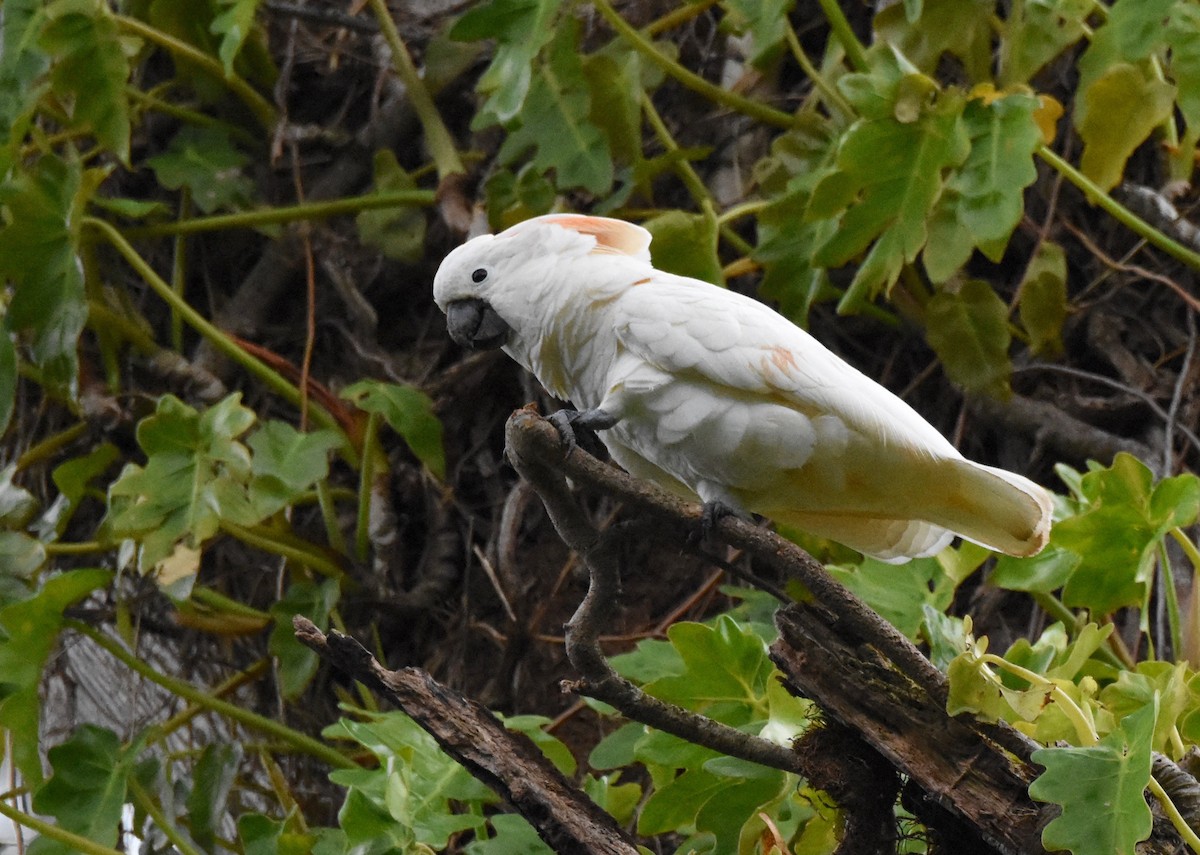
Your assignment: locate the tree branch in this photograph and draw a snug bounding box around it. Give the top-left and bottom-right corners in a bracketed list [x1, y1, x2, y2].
[292, 616, 640, 855]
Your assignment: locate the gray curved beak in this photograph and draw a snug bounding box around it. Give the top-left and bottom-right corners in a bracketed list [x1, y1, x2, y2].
[445, 298, 510, 350]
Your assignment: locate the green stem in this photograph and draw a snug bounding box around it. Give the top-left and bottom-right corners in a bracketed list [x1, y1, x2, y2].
[128, 775, 205, 855]
[44, 541, 113, 555]
[365, 0, 464, 179]
[83, 218, 341, 436]
[220, 521, 345, 579]
[645, 0, 720, 36]
[15, 422, 88, 469]
[317, 479, 348, 555]
[67, 620, 356, 770]
[1031, 591, 1128, 670]
[1036, 145, 1200, 271]
[355, 413, 381, 562]
[113, 15, 276, 129]
[0, 799, 124, 855]
[1159, 541, 1183, 662]
[1171, 528, 1200, 572]
[783, 21, 855, 118]
[171, 192, 190, 351]
[155, 659, 270, 741]
[1148, 776, 1200, 853]
[591, 0, 798, 129]
[981, 653, 1098, 746]
[125, 87, 259, 147]
[641, 93, 715, 217]
[814, 0, 871, 72]
[124, 190, 437, 238]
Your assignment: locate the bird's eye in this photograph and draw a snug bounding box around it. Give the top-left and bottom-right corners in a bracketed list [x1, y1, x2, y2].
[471, 268, 488, 283]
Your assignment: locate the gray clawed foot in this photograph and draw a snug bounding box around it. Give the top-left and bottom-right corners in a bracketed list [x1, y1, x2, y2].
[548, 407, 617, 456]
[697, 499, 737, 543]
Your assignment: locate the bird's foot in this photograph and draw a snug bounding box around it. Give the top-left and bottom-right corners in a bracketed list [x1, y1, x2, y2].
[696, 499, 739, 543]
[547, 407, 618, 456]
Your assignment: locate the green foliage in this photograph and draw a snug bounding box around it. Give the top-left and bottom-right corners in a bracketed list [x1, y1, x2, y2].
[6, 0, 1200, 852]
[341, 379, 446, 479]
[1030, 699, 1157, 855]
[107, 393, 342, 581]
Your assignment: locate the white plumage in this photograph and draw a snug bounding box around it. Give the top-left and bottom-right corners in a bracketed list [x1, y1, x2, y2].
[433, 214, 1052, 562]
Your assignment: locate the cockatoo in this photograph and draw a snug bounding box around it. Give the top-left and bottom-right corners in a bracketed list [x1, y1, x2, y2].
[433, 214, 1052, 562]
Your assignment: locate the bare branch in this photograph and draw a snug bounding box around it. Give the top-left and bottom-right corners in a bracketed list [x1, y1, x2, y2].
[292, 616, 640, 855]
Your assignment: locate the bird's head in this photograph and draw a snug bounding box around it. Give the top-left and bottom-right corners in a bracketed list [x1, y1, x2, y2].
[432, 214, 652, 351]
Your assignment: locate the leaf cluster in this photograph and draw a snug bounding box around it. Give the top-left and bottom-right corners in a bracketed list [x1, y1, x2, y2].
[2, 0, 1200, 854]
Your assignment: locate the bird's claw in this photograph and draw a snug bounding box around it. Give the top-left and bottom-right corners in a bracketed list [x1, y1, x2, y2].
[696, 499, 738, 543]
[548, 407, 617, 457]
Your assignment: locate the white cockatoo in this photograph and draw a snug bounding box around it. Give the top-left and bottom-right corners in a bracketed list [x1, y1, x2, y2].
[433, 214, 1052, 562]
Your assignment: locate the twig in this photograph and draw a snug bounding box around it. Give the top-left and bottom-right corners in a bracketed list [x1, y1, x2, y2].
[292, 617, 640, 854]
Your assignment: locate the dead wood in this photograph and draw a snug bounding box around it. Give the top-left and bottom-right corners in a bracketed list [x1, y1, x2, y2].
[292, 616, 640, 855]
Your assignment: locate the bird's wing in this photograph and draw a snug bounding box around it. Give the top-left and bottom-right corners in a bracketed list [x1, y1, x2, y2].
[612, 273, 957, 457]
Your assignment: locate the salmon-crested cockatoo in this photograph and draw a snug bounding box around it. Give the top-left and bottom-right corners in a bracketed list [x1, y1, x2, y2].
[433, 214, 1052, 562]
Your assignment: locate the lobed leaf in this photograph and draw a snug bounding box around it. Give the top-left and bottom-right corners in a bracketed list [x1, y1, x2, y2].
[924, 278, 1012, 397]
[1030, 699, 1157, 855]
[341, 379, 446, 479]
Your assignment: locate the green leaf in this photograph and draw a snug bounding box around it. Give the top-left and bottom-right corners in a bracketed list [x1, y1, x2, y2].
[501, 714, 576, 776]
[29, 724, 134, 854]
[341, 380, 445, 479]
[0, 0, 49, 154]
[1000, 0, 1092, 85]
[1019, 240, 1068, 357]
[187, 743, 243, 853]
[1077, 62, 1175, 192]
[925, 278, 1012, 397]
[826, 556, 955, 639]
[1056, 454, 1200, 615]
[722, 0, 796, 67]
[582, 50, 644, 171]
[811, 95, 970, 310]
[0, 568, 111, 785]
[1030, 698, 1156, 855]
[484, 165, 557, 229]
[991, 546, 1080, 593]
[496, 17, 613, 194]
[0, 154, 87, 400]
[0, 464, 38, 527]
[465, 813, 552, 854]
[874, 0, 993, 82]
[0, 532, 46, 580]
[247, 420, 341, 503]
[898, 86, 1039, 284]
[146, 125, 253, 214]
[1167, 5, 1200, 132]
[451, 0, 558, 124]
[107, 394, 260, 570]
[50, 442, 118, 535]
[269, 578, 340, 698]
[211, 0, 260, 75]
[329, 711, 491, 849]
[643, 210, 723, 285]
[39, 0, 132, 161]
[642, 617, 773, 725]
[356, 150, 427, 263]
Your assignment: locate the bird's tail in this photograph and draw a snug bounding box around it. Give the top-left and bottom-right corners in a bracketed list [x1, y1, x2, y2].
[934, 459, 1053, 557]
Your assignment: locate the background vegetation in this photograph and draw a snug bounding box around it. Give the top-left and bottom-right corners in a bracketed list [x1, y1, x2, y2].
[2, 0, 1200, 852]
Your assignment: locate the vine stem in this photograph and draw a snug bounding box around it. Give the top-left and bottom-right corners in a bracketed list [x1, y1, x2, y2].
[365, 0, 464, 179]
[123, 190, 437, 238]
[590, 0, 798, 129]
[1148, 777, 1200, 853]
[980, 653, 1098, 747]
[127, 775, 205, 855]
[82, 217, 342, 437]
[0, 798, 124, 855]
[66, 620, 356, 770]
[219, 521, 345, 579]
[113, 15, 276, 130]
[813, 0, 870, 72]
[1036, 145, 1200, 271]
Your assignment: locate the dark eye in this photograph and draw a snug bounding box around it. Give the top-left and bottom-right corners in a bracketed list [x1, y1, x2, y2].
[471, 268, 488, 283]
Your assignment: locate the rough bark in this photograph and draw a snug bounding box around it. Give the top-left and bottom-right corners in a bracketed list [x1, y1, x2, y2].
[293, 616, 641, 854]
